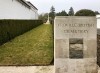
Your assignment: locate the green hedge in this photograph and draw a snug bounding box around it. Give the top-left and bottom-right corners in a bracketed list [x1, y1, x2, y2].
[0, 20, 43, 45]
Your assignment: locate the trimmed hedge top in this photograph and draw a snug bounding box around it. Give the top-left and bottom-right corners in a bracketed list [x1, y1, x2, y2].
[0, 20, 43, 45]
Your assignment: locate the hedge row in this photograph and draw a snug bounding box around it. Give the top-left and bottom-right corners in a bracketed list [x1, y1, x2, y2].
[0, 20, 43, 45]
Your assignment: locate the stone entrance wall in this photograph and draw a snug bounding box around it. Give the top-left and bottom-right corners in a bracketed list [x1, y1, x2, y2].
[54, 16, 97, 73]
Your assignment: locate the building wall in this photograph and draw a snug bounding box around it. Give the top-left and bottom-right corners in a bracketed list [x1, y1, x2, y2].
[0, 0, 38, 19]
[30, 8, 38, 19]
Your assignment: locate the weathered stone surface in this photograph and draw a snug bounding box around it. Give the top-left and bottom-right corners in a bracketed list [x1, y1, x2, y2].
[70, 44, 83, 50]
[55, 59, 68, 73]
[0, 66, 54, 73]
[54, 16, 97, 73]
[69, 39, 83, 58]
[85, 58, 97, 73]
[69, 38, 83, 44]
[55, 39, 69, 58]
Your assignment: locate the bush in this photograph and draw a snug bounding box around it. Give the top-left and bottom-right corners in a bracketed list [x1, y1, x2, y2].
[75, 9, 95, 16]
[0, 20, 43, 45]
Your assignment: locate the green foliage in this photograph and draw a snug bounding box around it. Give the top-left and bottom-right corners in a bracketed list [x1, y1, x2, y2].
[49, 6, 55, 19]
[75, 9, 96, 16]
[39, 13, 48, 23]
[0, 20, 43, 45]
[68, 7, 74, 16]
[49, 6, 55, 24]
[95, 11, 100, 15]
[56, 10, 68, 16]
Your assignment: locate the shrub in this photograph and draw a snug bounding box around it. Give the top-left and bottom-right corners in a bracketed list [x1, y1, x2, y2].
[0, 20, 43, 45]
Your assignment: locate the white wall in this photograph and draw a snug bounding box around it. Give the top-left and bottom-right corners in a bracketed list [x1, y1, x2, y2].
[0, 0, 38, 19]
[97, 15, 100, 28]
[30, 8, 38, 19]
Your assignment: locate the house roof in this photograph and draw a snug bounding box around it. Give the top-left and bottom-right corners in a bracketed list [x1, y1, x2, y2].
[27, 1, 38, 10]
[17, 0, 38, 10]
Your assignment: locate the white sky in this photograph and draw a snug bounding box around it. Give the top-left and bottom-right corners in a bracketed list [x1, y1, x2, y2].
[26, 0, 100, 14]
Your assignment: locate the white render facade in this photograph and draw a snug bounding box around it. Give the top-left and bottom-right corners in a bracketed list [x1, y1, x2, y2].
[0, 0, 38, 19]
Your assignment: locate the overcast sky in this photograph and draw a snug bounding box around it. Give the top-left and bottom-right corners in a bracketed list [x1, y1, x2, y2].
[26, 0, 100, 14]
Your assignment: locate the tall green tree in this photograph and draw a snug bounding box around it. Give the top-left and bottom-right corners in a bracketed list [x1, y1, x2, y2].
[49, 6, 55, 24]
[49, 6, 55, 19]
[68, 7, 74, 16]
[56, 10, 68, 16]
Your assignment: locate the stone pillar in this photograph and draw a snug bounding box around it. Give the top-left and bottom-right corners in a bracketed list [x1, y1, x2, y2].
[54, 16, 97, 73]
[97, 15, 100, 28]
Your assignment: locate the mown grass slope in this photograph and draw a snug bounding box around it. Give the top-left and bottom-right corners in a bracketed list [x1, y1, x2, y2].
[0, 24, 53, 66]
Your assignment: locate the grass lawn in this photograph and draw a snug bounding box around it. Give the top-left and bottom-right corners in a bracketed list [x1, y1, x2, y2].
[0, 24, 53, 66]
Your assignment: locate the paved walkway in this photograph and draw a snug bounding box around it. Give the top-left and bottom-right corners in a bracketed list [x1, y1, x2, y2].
[0, 66, 54, 73]
[0, 66, 100, 73]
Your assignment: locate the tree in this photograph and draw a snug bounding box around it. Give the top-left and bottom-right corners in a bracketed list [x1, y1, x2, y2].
[49, 6, 55, 24]
[38, 13, 48, 23]
[95, 11, 100, 15]
[68, 7, 74, 16]
[75, 9, 95, 16]
[56, 10, 68, 16]
[49, 6, 55, 19]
